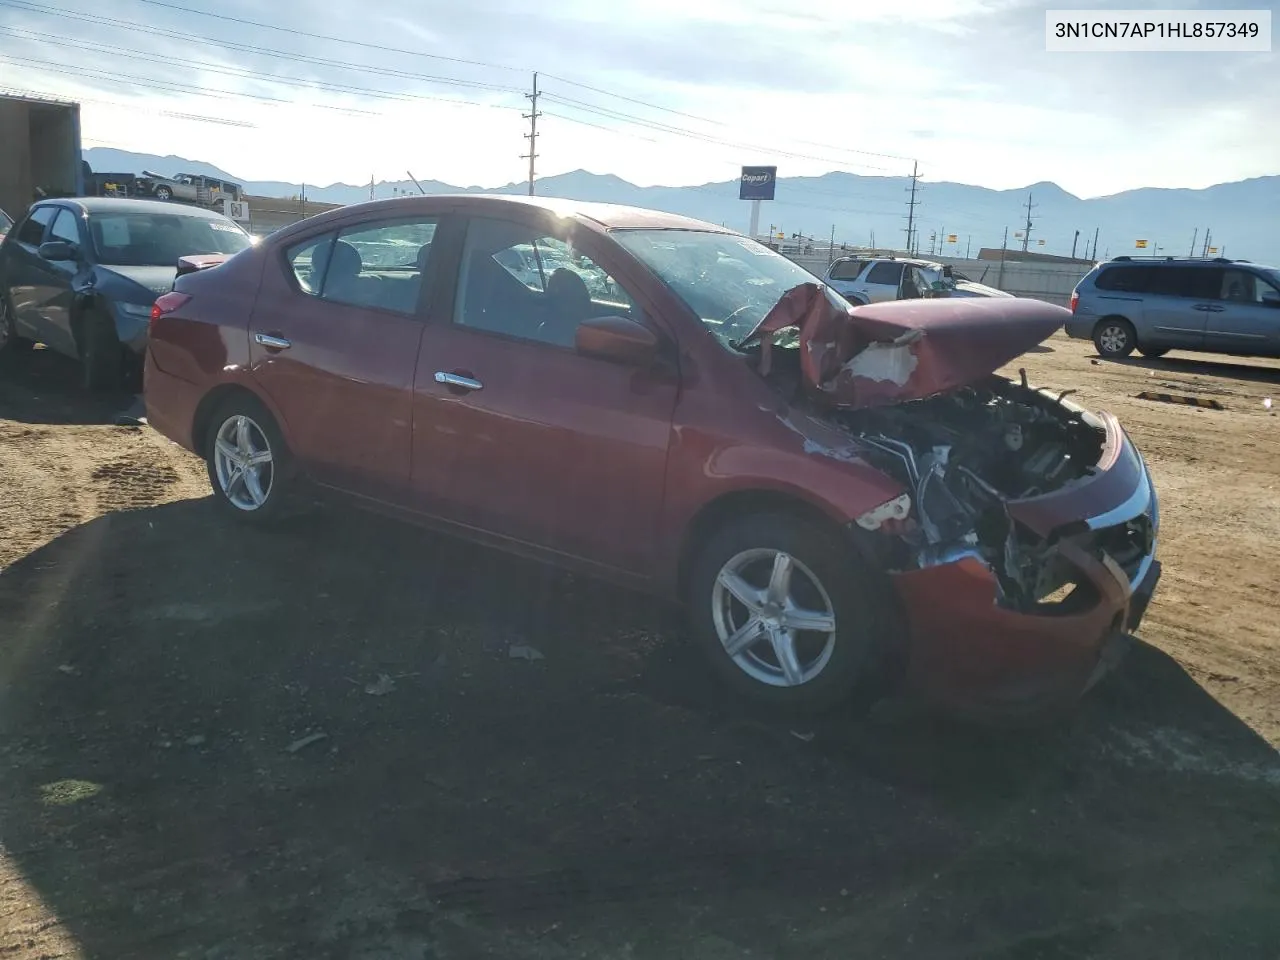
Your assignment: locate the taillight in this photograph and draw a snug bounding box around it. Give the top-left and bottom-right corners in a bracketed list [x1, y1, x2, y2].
[150, 291, 191, 330]
[1069, 291, 1079, 313]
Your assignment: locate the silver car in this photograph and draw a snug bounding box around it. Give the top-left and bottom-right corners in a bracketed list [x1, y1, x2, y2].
[824, 256, 1012, 305]
[1066, 256, 1280, 359]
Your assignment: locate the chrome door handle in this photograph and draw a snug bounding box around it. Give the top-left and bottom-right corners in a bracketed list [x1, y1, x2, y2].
[434, 371, 483, 391]
[254, 332, 291, 349]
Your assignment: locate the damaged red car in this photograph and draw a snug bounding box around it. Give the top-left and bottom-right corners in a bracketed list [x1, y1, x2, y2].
[145, 195, 1160, 717]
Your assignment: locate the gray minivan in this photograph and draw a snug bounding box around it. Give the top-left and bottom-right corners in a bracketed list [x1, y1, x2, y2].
[1066, 256, 1280, 359]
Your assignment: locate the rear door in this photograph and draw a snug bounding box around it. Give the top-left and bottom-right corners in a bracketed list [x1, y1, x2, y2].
[1140, 266, 1213, 350]
[1203, 268, 1280, 356]
[247, 214, 441, 502]
[861, 261, 904, 302]
[408, 211, 679, 575]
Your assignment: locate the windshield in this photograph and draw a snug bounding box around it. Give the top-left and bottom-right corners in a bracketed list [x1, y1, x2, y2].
[612, 229, 851, 349]
[90, 212, 252, 267]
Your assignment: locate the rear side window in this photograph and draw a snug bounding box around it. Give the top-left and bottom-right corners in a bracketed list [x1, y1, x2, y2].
[827, 259, 865, 281]
[1093, 265, 1150, 293]
[866, 262, 904, 285]
[286, 233, 336, 295]
[15, 206, 56, 246]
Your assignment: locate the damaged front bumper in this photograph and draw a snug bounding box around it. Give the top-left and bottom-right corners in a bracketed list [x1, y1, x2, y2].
[890, 419, 1160, 717]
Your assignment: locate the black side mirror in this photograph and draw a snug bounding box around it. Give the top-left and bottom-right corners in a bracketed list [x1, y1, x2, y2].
[38, 240, 76, 261]
[575, 315, 659, 366]
[1262, 293, 1280, 309]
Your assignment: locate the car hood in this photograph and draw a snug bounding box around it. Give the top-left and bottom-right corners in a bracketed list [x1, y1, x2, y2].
[96, 264, 179, 299]
[744, 282, 1068, 409]
[951, 280, 1014, 298]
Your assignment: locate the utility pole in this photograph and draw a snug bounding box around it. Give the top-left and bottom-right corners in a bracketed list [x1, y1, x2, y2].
[1071, 229, 1080, 259]
[1021, 191, 1037, 252]
[1090, 226, 1100, 260]
[1201, 228, 1211, 257]
[522, 72, 541, 197]
[828, 224, 835, 264]
[940, 226, 946, 257]
[965, 235, 971, 259]
[903, 161, 920, 256]
[1189, 228, 1198, 257]
[997, 226, 1009, 290]
[369, 174, 374, 201]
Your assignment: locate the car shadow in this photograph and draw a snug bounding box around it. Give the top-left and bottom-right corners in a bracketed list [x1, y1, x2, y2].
[0, 345, 139, 425]
[0, 502, 1277, 958]
[1097, 351, 1280, 385]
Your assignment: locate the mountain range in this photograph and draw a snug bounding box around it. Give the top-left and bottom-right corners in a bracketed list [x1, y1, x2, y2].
[84, 148, 1279, 264]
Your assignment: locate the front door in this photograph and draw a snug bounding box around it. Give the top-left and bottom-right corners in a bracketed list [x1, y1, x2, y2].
[1203, 268, 1280, 356]
[3, 205, 61, 346]
[30, 207, 88, 353]
[247, 214, 441, 502]
[410, 213, 678, 576]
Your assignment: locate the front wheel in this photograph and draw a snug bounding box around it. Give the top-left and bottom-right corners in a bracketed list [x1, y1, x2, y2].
[154, 186, 173, 201]
[687, 513, 898, 714]
[1093, 318, 1136, 359]
[79, 310, 124, 392]
[204, 395, 295, 523]
[0, 296, 33, 353]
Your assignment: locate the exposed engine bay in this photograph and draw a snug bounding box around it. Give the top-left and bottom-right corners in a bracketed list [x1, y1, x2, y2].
[838, 377, 1108, 607]
[753, 336, 1111, 609]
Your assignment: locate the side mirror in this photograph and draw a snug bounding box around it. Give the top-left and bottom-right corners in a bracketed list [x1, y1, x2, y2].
[38, 240, 76, 261]
[575, 315, 659, 366]
[1262, 292, 1280, 308]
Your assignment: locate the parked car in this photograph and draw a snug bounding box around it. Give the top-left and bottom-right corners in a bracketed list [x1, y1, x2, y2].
[0, 197, 253, 388]
[825, 256, 1013, 305]
[1067, 255, 1280, 359]
[0, 207, 12, 242]
[145, 195, 1160, 717]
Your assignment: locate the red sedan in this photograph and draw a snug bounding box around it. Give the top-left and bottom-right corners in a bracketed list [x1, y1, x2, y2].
[145, 195, 1160, 717]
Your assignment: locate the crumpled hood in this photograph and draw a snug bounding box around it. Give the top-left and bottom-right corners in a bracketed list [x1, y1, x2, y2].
[744, 283, 1068, 409]
[96, 264, 179, 299]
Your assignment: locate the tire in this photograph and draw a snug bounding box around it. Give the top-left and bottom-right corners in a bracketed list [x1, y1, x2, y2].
[154, 186, 173, 201]
[203, 394, 295, 524]
[1093, 317, 1136, 359]
[1137, 346, 1169, 359]
[0, 296, 34, 353]
[79, 310, 124, 392]
[687, 512, 898, 714]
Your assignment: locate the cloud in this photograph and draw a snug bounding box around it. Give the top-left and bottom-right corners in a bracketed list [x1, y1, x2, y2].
[0, 0, 1273, 199]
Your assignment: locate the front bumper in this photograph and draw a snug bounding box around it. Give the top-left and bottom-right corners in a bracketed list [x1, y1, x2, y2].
[893, 422, 1160, 718]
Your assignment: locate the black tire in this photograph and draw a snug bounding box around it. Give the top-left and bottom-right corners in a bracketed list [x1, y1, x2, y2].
[1137, 346, 1169, 359]
[154, 186, 173, 201]
[79, 310, 124, 392]
[687, 512, 899, 714]
[1093, 317, 1136, 359]
[203, 393, 296, 524]
[0, 296, 34, 353]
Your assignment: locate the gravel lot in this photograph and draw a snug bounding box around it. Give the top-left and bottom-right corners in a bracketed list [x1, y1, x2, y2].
[1, 333, 1278, 959]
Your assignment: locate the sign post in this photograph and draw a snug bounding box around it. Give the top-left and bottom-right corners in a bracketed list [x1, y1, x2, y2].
[739, 166, 777, 238]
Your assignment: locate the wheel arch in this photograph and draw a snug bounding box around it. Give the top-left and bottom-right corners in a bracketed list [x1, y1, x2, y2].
[674, 488, 845, 604]
[191, 381, 281, 457]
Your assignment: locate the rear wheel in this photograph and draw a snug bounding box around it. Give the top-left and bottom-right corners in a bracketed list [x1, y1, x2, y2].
[204, 394, 295, 524]
[79, 309, 124, 392]
[1093, 317, 1136, 359]
[687, 513, 897, 714]
[154, 185, 173, 201]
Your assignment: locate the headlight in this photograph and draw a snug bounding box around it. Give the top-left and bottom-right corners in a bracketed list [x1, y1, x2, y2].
[116, 302, 154, 319]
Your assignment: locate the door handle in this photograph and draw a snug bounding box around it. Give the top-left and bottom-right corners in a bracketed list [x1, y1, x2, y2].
[254, 332, 291, 349]
[434, 371, 483, 391]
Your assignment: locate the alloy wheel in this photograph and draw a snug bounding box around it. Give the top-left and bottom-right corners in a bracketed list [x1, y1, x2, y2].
[711, 548, 837, 687]
[213, 414, 274, 510]
[1099, 324, 1129, 354]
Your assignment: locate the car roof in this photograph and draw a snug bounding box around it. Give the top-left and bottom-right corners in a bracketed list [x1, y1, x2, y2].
[1102, 256, 1276, 270]
[296, 194, 734, 233]
[39, 196, 234, 220]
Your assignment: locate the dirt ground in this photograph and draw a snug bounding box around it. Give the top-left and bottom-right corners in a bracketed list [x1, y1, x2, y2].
[1, 334, 1277, 959]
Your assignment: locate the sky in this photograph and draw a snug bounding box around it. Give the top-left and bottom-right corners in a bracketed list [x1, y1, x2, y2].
[0, 0, 1275, 198]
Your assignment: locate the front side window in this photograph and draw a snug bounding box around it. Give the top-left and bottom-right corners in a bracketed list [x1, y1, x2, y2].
[90, 212, 252, 266]
[1218, 269, 1277, 304]
[612, 229, 849, 351]
[16, 206, 56, 246]
[455, 217, 637, 347]
[315, 218, 438, 315]
[48, 209, 82, 246]
[865, 262, 904, 285]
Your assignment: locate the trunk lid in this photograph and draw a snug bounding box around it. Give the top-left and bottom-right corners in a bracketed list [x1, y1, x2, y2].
[746, 283, 1068, 409]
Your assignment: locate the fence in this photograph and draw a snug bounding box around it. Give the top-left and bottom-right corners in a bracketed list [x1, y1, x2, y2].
[786, 252, 1092, 307]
